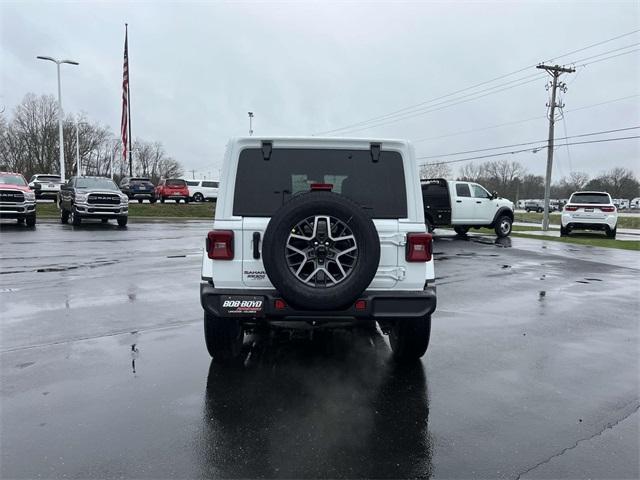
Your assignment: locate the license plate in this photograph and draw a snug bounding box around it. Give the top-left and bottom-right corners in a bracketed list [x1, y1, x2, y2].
[48, 183, 55, 188]
[585, 208, 594, 212]
[220, 295, 265, 317]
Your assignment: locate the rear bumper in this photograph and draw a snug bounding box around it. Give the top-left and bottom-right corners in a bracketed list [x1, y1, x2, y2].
[561, 213, 617, 229]
[129, 192, 155, 199]
[200, 283, 437, 323]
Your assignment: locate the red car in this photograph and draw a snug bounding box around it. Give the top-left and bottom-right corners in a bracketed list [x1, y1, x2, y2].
[0, 172, 37, 227]
[156, 178, 190, 203]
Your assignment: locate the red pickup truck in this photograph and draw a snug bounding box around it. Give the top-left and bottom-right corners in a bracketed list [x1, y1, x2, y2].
[156, 179, 190, 203]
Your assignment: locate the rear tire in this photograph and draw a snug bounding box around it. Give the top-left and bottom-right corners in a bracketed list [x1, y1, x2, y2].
[117, 216, 128, 228]
[138, 199, 143, 204]
[175, 198, 180, 204]
[194, 192, 204, 202]
[560, 226, 568, 237]
[606, 226, 616, 239]
[160, 197, 165, 204]
[454, 226, 470, 236]
[389, 315, 431, 363]
[150, 197, 157, 204]
[101, 218, 109, 224]
[185, 197, 190, 204]
[61, 209, 69, 224]
[204, 312, 244, 364]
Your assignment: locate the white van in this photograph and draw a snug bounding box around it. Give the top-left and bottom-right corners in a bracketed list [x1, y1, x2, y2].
[186, 180, 219, 202]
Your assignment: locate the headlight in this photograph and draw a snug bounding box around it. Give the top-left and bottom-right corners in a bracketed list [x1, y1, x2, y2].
[75, 193, 88, 202]
[120, 194, 128, 204]
[24, 191, 36, 201]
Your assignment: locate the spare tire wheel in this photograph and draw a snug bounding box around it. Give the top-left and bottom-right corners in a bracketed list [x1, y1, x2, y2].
[262, 191, 380, 311]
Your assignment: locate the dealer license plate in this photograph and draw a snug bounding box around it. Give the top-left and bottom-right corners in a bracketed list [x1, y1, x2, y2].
[220, 295, 265, 317]
[585, 208, 594, 212]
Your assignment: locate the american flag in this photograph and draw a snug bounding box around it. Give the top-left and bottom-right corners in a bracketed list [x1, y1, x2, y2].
[121, 27, 129, 162]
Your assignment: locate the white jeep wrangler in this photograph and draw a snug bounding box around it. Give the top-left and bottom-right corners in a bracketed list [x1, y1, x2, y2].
[200, 138, 436, 364]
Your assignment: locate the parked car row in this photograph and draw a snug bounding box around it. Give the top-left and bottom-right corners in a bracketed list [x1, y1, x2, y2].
[0, 171, 211, 228]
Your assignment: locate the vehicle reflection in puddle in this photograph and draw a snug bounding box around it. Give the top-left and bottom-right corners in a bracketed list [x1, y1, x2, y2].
[199, 329, 432, 478]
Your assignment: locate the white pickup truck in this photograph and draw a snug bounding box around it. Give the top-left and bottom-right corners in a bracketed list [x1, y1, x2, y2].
[420, 178, 515, 237]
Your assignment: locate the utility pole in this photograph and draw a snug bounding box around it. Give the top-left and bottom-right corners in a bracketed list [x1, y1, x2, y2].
[248, 111, 254, 136]
[536, 64, 574, 231]
[188, 169, 196, 179]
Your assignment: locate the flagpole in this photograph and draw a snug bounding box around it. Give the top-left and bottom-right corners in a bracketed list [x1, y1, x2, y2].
[126, 23, 133, 177]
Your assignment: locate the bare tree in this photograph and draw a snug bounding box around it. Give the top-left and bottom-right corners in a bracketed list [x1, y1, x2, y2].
[419, 162, 452, 179]
[586, 167, 639, 198]
[457, 162, 483, 182]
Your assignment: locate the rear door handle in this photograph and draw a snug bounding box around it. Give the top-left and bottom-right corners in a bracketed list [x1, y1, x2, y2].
[253, 232, 261, 259]
[456, 200, 462, 203]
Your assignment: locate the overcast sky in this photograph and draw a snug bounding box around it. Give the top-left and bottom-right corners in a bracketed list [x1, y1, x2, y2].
[1, 1, 639, 180]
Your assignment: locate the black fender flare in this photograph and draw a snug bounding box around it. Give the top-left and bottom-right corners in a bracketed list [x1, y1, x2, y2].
[491, 207, 514, 226]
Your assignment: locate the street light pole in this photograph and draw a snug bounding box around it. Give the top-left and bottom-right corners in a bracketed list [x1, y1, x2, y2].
[37, 56, 79, 183]
[76, 117, 81, 177]
[248, 111, 254, 136]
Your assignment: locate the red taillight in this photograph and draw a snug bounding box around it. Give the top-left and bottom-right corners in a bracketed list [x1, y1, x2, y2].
[274, 299, 287, 310]
[206, 230, 234, 260]
[406, 232, 432, 262]
[355, 300, 367, 311]
[600, 206, 615, 213]
[564, 205, 578, 211]
[310, 183, 333, 191]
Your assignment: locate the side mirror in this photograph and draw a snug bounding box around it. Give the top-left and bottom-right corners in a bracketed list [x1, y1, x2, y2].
[492, 191, 499, 199]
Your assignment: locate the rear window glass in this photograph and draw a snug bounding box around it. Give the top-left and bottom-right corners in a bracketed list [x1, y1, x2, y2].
[233, 148, 407, 218]
[186, 180, 199, 186]
[166, 179, 186, 187]
[202, 181, 219, 188]
[36, 175, 62, 183]
[570, 193, 610, 204]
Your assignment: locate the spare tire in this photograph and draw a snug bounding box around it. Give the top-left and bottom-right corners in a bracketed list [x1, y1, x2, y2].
[262, 191, 380, 310]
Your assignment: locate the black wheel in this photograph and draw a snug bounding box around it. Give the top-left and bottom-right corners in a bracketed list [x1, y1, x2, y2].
[138, 199, 143, 204]
[193, 192, 204, 202]
[117, 216, 128, 228]
[454, 226, 470, 236]
[61, 209, 69, 224]
[537, 208, 543, 213]
[262, 191, 381, 311]
[389, 315, 431, 362]
[25, 215, 36, 227]
[606, 226, 616, 239]
[71, 210, 81, 226]
[185, 197, 190, 204]
[425, 217, 435, 233]
[101, 218, 109, 224]
[525, 208, 530, 213]
[150, 197, 157, 204]
[560, 226, 568, 237]
[494, 215, 512, 238]
[160, 197, 165, 204]
[17, 218, 25, 224]
[204, 312, 244, 364]
[175, 198, 180, 204]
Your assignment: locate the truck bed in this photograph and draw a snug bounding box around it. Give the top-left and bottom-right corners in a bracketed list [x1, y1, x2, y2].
[421, 179, 451, 226]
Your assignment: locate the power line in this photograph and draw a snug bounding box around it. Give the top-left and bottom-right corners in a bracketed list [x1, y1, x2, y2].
[314, 29, 640, 135]
[321, 49, 636, 136]
[416, 126, 640, 160]
[569, 42, 640, 64]
[331, 75, 547, 135]
[411, 94, 640, 144]
[420, 135, 640, 166]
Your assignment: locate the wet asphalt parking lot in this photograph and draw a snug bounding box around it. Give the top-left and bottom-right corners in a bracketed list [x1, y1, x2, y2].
[1, 220, 639, 479]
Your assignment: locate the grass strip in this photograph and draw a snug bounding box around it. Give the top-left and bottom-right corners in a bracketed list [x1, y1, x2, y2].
[37, 202, 215, 218]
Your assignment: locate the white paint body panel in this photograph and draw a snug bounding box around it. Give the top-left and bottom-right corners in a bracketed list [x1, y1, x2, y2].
[203, 137, 433, 292]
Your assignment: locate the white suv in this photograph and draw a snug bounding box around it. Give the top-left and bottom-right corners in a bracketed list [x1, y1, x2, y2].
[561, 191, 618, 238]
[186, 180, 219, 202]
[200, 137, 436, 364]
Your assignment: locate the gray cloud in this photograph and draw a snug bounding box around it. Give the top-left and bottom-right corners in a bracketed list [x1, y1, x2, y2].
[1, 1, 638, 180]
